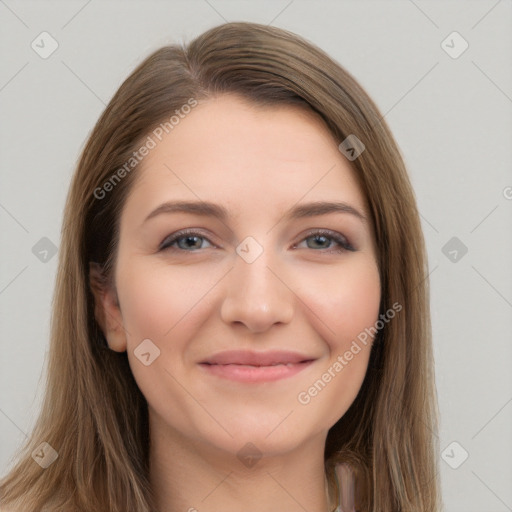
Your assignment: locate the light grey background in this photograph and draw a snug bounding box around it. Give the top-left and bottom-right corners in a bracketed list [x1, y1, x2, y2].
[1, 1, 511, 510]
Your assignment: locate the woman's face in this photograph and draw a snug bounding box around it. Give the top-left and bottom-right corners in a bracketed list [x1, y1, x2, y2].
[98, 94, 381, 459]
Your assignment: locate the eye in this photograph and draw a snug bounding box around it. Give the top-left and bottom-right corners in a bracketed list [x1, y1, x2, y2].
[158, 228, 355, 253]
[294, 229, 355, 253]
[158, 229, 214, 252]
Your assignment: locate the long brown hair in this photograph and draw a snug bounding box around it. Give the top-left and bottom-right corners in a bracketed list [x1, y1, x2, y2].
[0, 21, 441, 512]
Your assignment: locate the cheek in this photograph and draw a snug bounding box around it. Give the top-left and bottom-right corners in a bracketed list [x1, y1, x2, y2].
[305, 257, 381, 350]
[114, 261, 217, 425]
[117, 260, 210, 344]
[115, 259, 223, 396]
[119, 276, 178, 344]
[293, 258, 380, 424]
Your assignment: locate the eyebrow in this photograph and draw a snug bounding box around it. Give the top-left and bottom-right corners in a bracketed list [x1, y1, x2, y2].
[143, 200, 367, 225]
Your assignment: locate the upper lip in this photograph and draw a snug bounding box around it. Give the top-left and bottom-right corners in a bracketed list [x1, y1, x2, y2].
[200, 350, 316, 366]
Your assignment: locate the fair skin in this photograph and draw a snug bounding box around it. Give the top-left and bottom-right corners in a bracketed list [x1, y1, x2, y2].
[92, 94, 381, 512]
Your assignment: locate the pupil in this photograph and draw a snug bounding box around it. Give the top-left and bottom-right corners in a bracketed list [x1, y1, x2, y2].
[182, 236, 200, 249]
[313, 235, 327, 248]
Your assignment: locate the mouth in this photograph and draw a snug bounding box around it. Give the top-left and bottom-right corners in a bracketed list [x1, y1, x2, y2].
[198, 350, 316, 383]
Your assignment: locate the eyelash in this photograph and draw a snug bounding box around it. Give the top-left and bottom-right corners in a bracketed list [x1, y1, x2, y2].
[158, 228, 355, 254]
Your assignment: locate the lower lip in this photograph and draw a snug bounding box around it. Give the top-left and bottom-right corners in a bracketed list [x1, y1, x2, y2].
[198, 361, 314, 383]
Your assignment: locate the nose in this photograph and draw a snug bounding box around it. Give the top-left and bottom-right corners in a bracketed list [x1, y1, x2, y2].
[220, 248, 295, 333]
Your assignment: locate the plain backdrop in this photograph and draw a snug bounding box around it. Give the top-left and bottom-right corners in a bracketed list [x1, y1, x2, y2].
[1, 1, 511, 511]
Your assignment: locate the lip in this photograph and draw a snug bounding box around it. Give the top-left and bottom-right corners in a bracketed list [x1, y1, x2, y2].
[198, 350, 316, 383]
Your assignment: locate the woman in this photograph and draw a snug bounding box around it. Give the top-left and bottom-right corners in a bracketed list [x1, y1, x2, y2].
[0, 21, 441, 512]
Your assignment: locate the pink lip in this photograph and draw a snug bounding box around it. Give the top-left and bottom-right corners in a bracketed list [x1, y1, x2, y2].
[198, 350, 316, 383]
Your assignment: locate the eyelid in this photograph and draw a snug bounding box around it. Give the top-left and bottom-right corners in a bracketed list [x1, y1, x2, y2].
[158, 227, 355, 253]
[158, 228, 217, 252]
[293, 228, 355, 252]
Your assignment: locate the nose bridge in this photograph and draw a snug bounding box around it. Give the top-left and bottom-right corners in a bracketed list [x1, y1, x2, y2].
[220, 237, 294, 332]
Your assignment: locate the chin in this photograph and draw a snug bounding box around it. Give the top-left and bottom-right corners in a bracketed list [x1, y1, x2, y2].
[197, 412, 318, 460]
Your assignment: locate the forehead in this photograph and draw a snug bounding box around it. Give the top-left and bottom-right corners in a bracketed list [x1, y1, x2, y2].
[121, 94, 367, 222]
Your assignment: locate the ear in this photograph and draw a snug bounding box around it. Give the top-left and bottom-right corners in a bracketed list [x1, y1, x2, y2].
[89, 262, 127, 352]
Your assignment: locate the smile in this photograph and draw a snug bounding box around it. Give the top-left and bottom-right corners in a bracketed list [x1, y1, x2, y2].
[198, 350, 316, 383]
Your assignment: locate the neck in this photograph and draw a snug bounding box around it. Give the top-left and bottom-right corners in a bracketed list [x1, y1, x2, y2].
[148, 416, 337, 512]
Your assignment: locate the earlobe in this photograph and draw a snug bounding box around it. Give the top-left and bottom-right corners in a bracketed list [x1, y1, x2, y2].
[88, 262, 127, 353]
